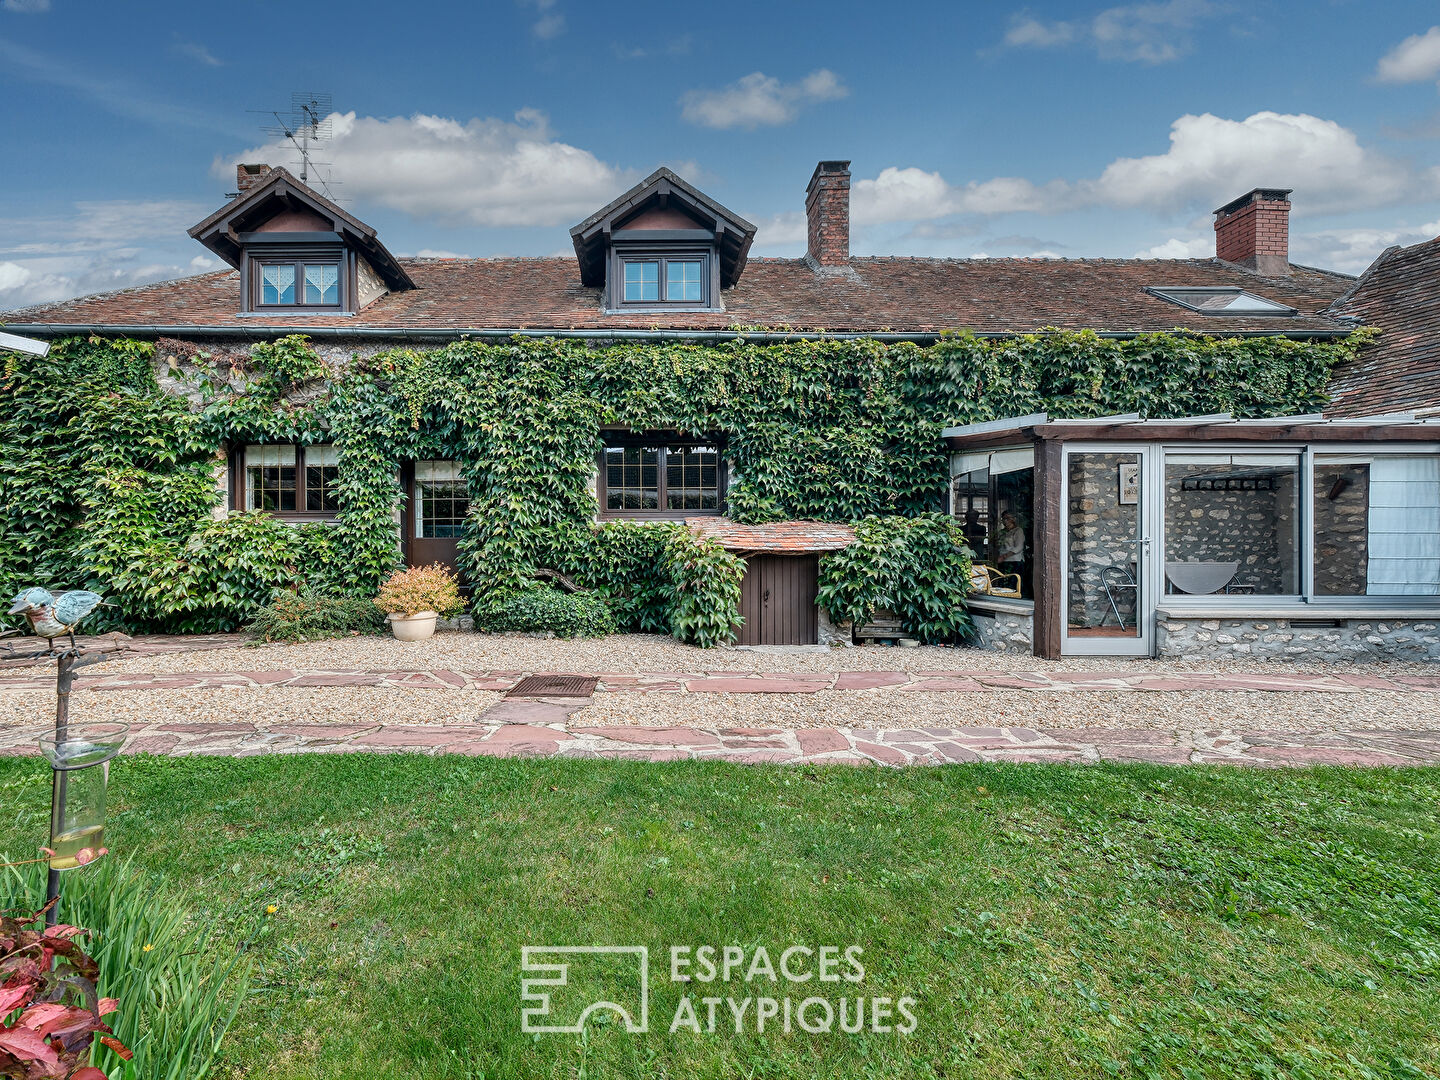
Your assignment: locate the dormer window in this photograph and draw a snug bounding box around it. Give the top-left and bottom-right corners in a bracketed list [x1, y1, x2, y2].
[570, 167, 758, 315]
[619, 255, 708, 306]
[257, 260, 341, 307]
[188, 165, 415, 317]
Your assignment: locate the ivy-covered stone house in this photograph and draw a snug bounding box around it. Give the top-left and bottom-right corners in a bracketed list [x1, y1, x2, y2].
[3, 160, 1435, 656]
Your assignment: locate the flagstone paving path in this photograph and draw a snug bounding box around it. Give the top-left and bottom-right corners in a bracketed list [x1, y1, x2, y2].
[0, 712, 1433, 766]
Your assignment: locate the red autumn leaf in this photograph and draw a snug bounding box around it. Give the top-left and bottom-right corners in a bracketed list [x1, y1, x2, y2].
[0, 983, 32, 1016]
[20, 1003, 99, 1040]
[96, 999, 117, 1017]
[0, 1026, 57, 1064]
[97, 1035, 132, 1061]
[14, 1002, 67, 1030]
[70, 1069, 107, 1080]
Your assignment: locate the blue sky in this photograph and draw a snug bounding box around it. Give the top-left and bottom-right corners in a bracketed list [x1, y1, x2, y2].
[3, 0, 1440, 308]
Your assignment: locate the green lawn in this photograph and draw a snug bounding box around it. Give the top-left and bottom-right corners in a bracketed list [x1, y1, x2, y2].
[0, 754, 1435, 1080]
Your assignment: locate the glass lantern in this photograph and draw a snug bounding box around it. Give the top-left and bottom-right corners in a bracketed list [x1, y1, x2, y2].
[37, 722, 128, 872]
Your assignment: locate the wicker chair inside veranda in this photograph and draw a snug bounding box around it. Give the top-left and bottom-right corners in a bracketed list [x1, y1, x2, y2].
[1099, 563, 1138, 631]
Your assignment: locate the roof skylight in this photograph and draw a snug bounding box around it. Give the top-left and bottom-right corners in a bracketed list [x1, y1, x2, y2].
[1147, 286, 1297, 316]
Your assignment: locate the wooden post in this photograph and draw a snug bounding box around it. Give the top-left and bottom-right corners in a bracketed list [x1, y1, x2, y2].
[1031, 439, 1064, 660]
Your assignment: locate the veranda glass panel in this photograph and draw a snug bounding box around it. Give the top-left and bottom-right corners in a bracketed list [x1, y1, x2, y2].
[303, 263, 340, 305]
[245, 444, 297, 511]
[1067, 452, 1141, 637]
[1163, 454, 1300, 596]
[260, 264, 295, 305]
[664, 446, 719, 510]
[305, 445, 340, 515]
[415, 460, 470, 539]
[1313, 455, 1440, 596]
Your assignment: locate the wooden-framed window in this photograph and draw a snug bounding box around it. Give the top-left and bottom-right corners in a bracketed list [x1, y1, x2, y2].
[239, 444, 340, 519]
[611, 248, 714, 309]
[254, 258, 343, 309]
[598, 436, 724, 518]
[415, 461, 471, 538]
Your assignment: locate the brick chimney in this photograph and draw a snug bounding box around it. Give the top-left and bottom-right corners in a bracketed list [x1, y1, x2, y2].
[235, 163, 273, 197]
[1213, 188, 1292, 277]
[805, 160, 851, 268]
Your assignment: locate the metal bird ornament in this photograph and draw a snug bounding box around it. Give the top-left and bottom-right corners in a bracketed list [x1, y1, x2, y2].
[8, 588, 108, 651]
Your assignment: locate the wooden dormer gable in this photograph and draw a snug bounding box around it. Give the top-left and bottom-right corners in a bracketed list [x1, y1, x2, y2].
[569, 168, 757, 301]
[188, 167, 413, 311]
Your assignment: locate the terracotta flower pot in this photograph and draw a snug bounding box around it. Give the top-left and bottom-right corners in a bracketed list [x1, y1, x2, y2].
[388, 611, 438, 642]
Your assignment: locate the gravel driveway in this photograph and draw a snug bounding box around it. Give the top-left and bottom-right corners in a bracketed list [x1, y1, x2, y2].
[82, 632, 1440, 678]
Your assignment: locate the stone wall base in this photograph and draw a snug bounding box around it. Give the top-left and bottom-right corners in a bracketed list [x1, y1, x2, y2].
[817, 608, 853, 646]
[1157, 618, 1440, 662]
[966, 608, 1036, 655]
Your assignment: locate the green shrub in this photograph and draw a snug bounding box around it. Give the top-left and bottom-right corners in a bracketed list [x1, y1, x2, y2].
[474, 586, 616, 638]
[567, 521, 682, 633]
[663, 532, 745, 648]
[245, 587, 386, 643]
[0, 858, 250, 1080]
[817, 514, 974, 643]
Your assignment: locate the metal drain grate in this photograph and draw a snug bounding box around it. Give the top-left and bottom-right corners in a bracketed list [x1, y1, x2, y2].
[507, 674, 599, 698]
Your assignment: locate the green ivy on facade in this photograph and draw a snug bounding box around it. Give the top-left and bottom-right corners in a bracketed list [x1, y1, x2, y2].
[0, 329, 1368, 642]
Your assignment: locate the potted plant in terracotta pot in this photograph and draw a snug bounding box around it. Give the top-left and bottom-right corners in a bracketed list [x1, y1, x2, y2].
[373, 564, 463, 642]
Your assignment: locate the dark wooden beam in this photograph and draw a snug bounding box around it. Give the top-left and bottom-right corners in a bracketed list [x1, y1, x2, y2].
[1031, 439, 1063, 660]
[1033, 423, 1440, 443]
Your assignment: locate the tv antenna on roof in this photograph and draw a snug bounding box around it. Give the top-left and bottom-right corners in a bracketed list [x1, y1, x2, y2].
[255, 91, 340, 200]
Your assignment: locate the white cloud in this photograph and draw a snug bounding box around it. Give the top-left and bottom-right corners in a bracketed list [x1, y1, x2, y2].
[1092, 111, 1425, 212]
[520, 0, 564, 39]
[412, 249, 469, 259]
[0, 199, 219, 310]
[753, 212, 808, 249]
[851, 111, 1434, 229]
[2, 0, 51, 12]
[1003, 0, 1218, 64]
[218, 109, 633, 227]
[1291, 220, 1440, 275]
[1133, 236, 1213, 258]
[1376, 26, 1440, 84]
[680, 69, 847, 130]
[172, 37, 222, 66]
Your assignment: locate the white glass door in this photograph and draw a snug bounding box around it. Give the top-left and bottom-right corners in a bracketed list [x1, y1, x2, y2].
[1061, 445, 1159, 656]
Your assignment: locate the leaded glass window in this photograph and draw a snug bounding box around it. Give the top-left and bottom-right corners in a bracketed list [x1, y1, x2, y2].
[604, 446, 660, 510]
[305, 445, 340, 515]
[245, 444, 298, 511]
[601, 440, 723, 516]
[665, 446, 719, 510]
[416, 461, 471, 539]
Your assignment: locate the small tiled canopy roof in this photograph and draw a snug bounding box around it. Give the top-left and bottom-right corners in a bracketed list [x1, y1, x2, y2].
[686, 519, 857, 555]
[1326, 234, 1440, 417]
[2, 256, 1353, 336]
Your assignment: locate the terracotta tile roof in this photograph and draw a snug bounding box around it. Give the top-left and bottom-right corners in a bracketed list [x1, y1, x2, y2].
[1325, 235, 1440, 417]
[2, 256, 1353, 336]
[687, 519, 856, 554]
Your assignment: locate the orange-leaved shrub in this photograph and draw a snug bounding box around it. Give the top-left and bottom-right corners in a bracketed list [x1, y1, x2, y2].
[373, 563, 463, 618]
